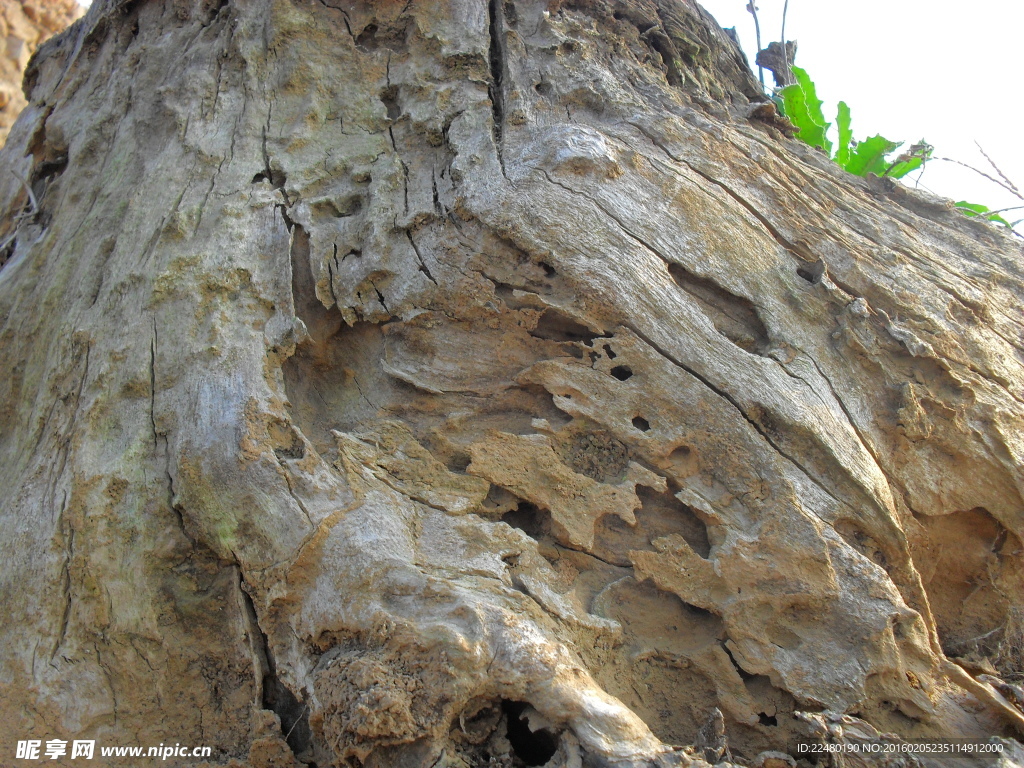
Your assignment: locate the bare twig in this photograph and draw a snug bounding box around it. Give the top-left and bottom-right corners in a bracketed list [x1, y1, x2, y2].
[957, 205, 1024, 239]
[965, 626, 1008, 646]
[2, 171, 40, 261]
[9, 170, 38, 219]
[977, 204, 1024, 217]
[283, 703, 308, 743]
[975, 141, 1020, 195]
[780, 0, 790, 78]
[746, 2, 764, 88]
[913, 163, 927, 189]
[935, 157, 1024, 201]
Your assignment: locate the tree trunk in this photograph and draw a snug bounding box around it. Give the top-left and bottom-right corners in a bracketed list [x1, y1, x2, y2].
[1, 0, 1023, 765]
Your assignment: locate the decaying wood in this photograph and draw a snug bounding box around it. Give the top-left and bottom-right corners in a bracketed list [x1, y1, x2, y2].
[1, 0, 1023, 765]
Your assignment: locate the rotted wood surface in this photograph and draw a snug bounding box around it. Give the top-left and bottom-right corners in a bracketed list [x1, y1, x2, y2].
[1, 0, 1022, 765]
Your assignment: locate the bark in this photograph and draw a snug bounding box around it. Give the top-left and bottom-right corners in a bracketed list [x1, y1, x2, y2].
[1, 0, 1023, 765]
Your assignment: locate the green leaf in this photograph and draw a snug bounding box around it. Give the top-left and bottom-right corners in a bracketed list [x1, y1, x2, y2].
[835, 101, 852, 166]
[792, 66, 829, 133]
[778, 85, 831, 153]
[771, 93, 786, 117]
[955, 201, 987, 215]
[843, 135, 901, 177]
[885, 156, 923, 179]
[779, 66, 832, 154]
[955, 201, 1012, 227]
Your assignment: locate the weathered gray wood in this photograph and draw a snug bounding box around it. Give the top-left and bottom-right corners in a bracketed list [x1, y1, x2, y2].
[1, 0, 1022, 764]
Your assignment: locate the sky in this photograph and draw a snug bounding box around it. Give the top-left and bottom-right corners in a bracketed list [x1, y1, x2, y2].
[698, 0, 1024, 234]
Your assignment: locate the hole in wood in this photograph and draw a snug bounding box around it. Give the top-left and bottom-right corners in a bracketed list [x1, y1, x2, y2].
[610, 365, 633, 381]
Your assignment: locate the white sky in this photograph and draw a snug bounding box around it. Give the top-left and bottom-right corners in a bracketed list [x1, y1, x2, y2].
[699, 0, 1024, 233]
